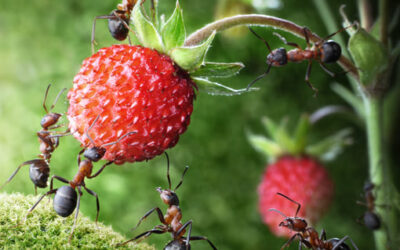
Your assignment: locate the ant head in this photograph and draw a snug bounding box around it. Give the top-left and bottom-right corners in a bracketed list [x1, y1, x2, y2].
[321, 40, 341, 63]
[165, 239, 189, 250]
[53, 185, 77, 217]
[29, 160, 50, 188]
[327, 238, 351, 250]
[108, 10, 130, 41]
[267, 48, 287, 66]
[363, 181, 375, 192]
[83, 146, 107, 162]
[157, 187, 180, 206]
[279, 217, 308, 231]
[41, 113, 62, 129]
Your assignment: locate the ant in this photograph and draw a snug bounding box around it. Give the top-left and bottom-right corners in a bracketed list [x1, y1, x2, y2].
[357, 181, 381, 230]
[0, 84, 68, 194]
[270, 192, 359, 250]
[118, 153, 217, 250]
[91, 0, 155, 53]
[23, 115, 136, 241]
[248, 25, 353, 94]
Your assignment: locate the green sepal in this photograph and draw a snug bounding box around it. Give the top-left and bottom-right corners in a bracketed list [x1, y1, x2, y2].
[191, 62, 245, 78]
[292, 114, 310, 154]
[192, 77, 257, 96]
[306, 128, 353, 162]
[261, 117, 294, 153]
[170, 31, 216, 71]
[161, 1, 186, 52]
[246, 131, 283, 162]
[132, 1, 164, 52]
[348, 28, 388, 85]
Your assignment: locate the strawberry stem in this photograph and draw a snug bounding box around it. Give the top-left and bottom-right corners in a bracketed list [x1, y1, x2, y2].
[184, 14, 358, 79]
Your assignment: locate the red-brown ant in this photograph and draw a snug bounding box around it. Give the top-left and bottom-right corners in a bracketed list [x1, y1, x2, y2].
[270, 192, 358, 250]
[23, 115, 136, 241]
[118, 153, 217, 250]
[0, 84, 68, 193]
[248, 25, 353, 94]
[357, 182, 381, 230]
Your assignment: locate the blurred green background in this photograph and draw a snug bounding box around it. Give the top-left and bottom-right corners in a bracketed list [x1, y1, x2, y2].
[1, 0, 399, 249]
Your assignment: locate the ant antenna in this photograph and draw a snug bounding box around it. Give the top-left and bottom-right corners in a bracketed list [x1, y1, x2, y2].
[277, 192, 302, 217]
[43, 84, 67, 113]
[248, 27, 272, 53]
[268, 208, 288, 218]
[174, 166, 189, 192]
[86, 115, 100, 145]
[165, 152, 172, 190]
[102, 131, 136, 147]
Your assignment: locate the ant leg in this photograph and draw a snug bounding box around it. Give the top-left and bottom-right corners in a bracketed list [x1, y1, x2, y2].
[69, 186, 83, 243]
[174, 166, 189, 191]
[175, 220, 193, 250]
[48, 175, 69, 201]
[305, 60, 319, 96]
[77, 149, 85, 166]
[22, 188, 58, 224]
[0, 159, 44, 190]
[88, 161, 113, 179]
[165, 152, 172, 189]
[83, 185, 100, 224]
[281, 233, 303, 249]
[276, 193, 302, 217]
[131, 207, 166, 231]
[91, 15, 115, 54]
[273, 32, 302, 49]
[188, 236, 217, 250]
[319, 63, 336, 77]
[43, 84, 51, 113]
[247, 64, 272, 90]
[322, 23, 356, 42]
[332, 236, 359, 250]
[319, 228, 327, 240]
[117, 228, 165, 246]
[248, 27, 272, 52]
[302, 27, 312, 47]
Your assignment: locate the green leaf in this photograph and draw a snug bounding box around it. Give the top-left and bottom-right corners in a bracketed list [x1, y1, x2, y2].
[161, 0, 186, 52]
[292, 114, 310, 154]
[306, 128, 353, 162]
[191, 62, 245, 78]
[132, 1, 164, 52]
[170, 31, 216, 71]
[192, 77, 257, 96]
[246, 132, 283, 160]
[348, 28, 388, 85]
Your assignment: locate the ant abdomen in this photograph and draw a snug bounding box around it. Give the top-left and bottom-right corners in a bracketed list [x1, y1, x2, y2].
[53, 186, 77, 217]
[108, 11, 130, 41]
[165, 240, 189, 250]
[29, 161, 50, 188]
[364, 211, 381, 230]
[328, 238, 351, 250]
[321, 40, 341, 63]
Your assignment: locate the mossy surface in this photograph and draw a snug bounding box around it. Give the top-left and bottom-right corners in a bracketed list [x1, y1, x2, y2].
[0, 193, 154, 249]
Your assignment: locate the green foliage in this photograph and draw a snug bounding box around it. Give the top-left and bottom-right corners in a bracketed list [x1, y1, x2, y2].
[161, 0, 186, 52]
[0, 193, 153, 249]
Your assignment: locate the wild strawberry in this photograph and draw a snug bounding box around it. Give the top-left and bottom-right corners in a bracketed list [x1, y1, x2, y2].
[247, 114, 352, 237]
[258, 156, 334, 237]
[68, 1, 248, 164]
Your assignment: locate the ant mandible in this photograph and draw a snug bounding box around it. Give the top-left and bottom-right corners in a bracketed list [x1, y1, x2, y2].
[357, 181, 381, 230]
[248, 25, 353, 95]
[270, 193, 359, 250]
[23, 115, 136, 241]
[91, 0, 155, 53]
[118, 153, 217, 250]
[0, 84, 68, 194]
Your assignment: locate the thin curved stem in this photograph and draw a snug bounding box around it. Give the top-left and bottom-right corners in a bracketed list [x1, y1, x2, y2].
[185, 14, 359, 80]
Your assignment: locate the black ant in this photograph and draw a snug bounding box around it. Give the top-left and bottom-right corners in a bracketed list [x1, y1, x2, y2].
[118, 153, 217, 250]
[0, 84, 68, 194]
[23, 115, 136, 241]
[91, 0, 156, 53]
[357, 182, 381, 230]
[248, 25, 353, 94]
[270, 193, 359, 250]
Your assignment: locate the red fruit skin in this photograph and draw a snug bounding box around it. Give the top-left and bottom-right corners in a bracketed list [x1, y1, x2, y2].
[258, 156, 334, 238]
[67, 45, 195, 164]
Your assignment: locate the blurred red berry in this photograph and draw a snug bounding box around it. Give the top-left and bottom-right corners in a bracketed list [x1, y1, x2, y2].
[258, 156, 334, 238]
[67, 44, 195, 164]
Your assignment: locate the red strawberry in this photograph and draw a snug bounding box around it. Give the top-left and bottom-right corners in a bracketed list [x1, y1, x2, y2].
[248, 115, 351, 238]
[67, 45, 195, 164]
[258, 155, 334, 237]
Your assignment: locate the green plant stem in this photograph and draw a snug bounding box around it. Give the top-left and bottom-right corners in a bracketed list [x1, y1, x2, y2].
[379, 0, 388, 46]
[358, 0, 373, 31]
[363, 95, 398, 250]
[185, 14, 358, 79]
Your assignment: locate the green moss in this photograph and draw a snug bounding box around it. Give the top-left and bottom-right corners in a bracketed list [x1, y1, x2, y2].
[0, 193, 154, 249]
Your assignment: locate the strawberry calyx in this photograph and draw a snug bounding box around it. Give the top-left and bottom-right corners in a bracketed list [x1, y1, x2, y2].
[131, 0, 254, 96]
